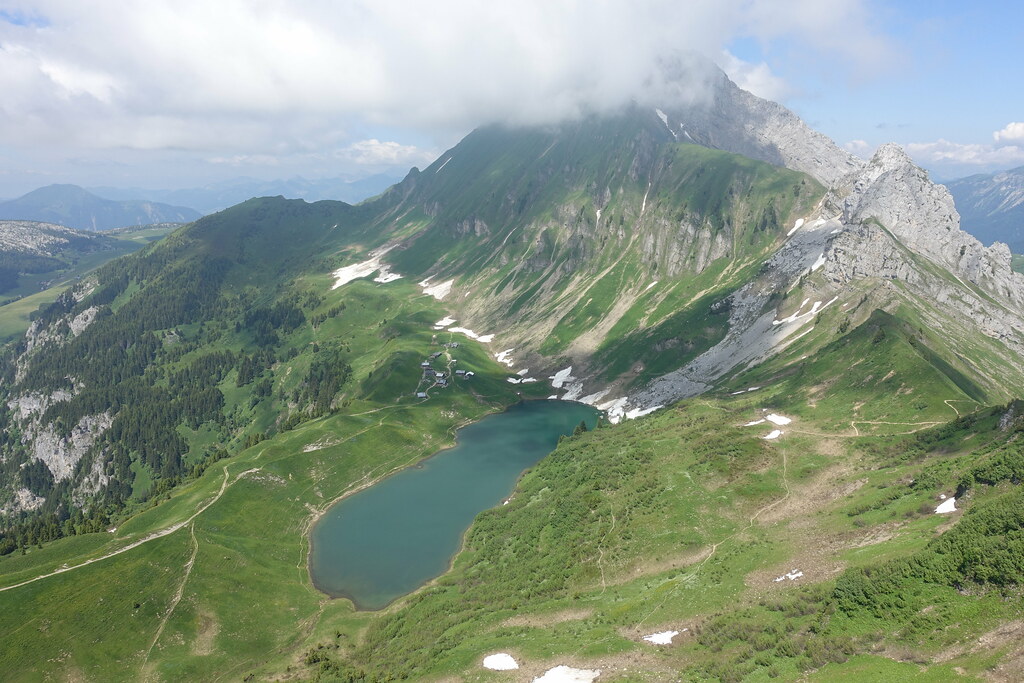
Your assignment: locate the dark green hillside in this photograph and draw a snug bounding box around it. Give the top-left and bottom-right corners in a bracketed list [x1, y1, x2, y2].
[360, 109, 823, 386]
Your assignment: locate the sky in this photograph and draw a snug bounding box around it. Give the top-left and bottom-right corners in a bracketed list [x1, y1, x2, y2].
[0, 0, 1021, 198]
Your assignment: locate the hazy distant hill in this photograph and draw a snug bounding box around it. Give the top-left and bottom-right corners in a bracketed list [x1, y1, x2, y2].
[946, 165, 1024, 251]
[89, 173, 401, 214]
[0, 184, 200, 231]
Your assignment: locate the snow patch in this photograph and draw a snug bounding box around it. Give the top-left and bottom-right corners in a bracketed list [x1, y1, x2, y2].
[421, 279, 454, 300]
[645, 281, 658, 291]
[449, 326, 487, 340]
[331, 247, 396, 289]
[533, 665, 601, 683]
[655, 108, 677, 139]
[483, 653, 519, 671]
[550, 367, 574, 388]
[495, 349, 515, 366]
[434, 316, 456, 328]
[765, 413, 792, 426]
[935, 497, 957, 514]
[580, 389, 611, 406]
[643, 630, 680, 645]
[435, 156, 452, 173]
[626, 405, 661, 420]
[560, 381, 584, 402]
[810, 253, 827, 272]
[786, 218, 805, 237]
[763, 430, 783, 440]
[477, 334, 495, 343]
[743, 419, 766, 426]
[597, 396, 629, 424]
[596, 208, 602, 222]
[774, 569, 804, 582]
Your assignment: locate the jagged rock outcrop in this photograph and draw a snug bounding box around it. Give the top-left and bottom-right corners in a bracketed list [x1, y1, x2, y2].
[629, 144, 1024, 410]
[27, 413, 112, 482]
[838, 144, 1024, 306]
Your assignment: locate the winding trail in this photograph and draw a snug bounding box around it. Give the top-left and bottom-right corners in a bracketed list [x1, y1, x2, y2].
[596, 506, 616, 594]
[0, 465, 258, 594]
[141, 522, 199, 674]
[633, 443, 792, 631]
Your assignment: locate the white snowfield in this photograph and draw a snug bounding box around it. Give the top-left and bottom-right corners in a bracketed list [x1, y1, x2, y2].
[331, 247, 397, 289]
[935, 497, 957, 514]
[550, 367, 574, 388]
[420, 278, 454, 300]
[434, 316, 456, 328]
[533, 665, 601, 683]
[743, 419, 766, 426]
[775, 568, 804, 582]
[495, 349, 515, 366]
[482, 653, 519, 670]
[372, 264, 402, 283]
[764, 413, 792, 426]
[643, 630, 680, 645]
[787, 218, 805, 237]
[763, 429, 783, 440]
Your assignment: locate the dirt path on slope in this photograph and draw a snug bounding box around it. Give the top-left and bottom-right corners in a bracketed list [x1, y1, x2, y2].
[0, 465, 258, 594]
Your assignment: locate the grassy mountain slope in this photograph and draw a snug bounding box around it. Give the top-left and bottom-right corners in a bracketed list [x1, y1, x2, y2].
[295, 385, 1024, 681]
[364, 111, 823, 389]
[3, 105, 1024, 683]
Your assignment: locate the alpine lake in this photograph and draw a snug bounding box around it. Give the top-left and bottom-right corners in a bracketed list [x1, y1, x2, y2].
[309, 400, 599, 610]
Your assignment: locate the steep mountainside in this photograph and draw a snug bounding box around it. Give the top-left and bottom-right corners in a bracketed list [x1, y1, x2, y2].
[3, 67, 1024, 682]
[946, 165, 1024, 251]
[0, 184, 201, 231]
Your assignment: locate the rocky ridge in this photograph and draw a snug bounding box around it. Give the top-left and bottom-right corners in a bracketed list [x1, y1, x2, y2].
[656, 70, 864, 186]
[626, 145, 1024, 410]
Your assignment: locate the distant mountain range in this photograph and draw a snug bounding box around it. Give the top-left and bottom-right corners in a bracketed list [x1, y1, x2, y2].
[88, 173, 402, 214]
[946, 165, 1024, 252]
[0, 185, 201, 232]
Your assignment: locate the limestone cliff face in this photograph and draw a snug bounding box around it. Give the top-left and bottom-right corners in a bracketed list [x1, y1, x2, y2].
[3, 279, 111, 510]
[837, 144, 1024, 307]
[631, 144, 1024, 410]
[658, 71, 864, 186]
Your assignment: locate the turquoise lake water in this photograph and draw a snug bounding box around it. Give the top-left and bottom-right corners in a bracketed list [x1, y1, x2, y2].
[309, 400, 599, 610]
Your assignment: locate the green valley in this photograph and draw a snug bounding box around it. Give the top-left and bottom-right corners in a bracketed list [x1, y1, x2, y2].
[2, 88, 1024, 683]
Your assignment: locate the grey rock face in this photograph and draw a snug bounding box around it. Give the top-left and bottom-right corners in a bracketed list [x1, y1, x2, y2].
[837, 144, 1024, 308]
[631, 144, 1024, 410]
[657, 71, 864, 186]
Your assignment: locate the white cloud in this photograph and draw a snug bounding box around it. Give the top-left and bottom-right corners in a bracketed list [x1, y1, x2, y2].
[905, 139, 1024, 167]
[0, 0, 893, 192]
[719, 50, 792, 101]
[994, 122, 1024, 144]
[337, 140, 433, 167]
